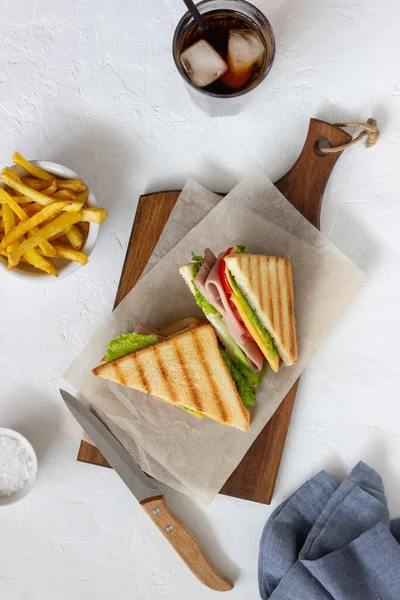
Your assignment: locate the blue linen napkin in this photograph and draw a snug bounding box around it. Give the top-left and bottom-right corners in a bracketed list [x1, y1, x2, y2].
[259, 462, 400, 600]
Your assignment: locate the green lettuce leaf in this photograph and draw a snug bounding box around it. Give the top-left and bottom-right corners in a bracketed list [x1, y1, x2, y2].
[192, 282, 218, 315]
[208, 312, 265, 386]
[227, 271, 278, 359]
[219, 347, 256, 408]
[234, 244, 246, 254]
[179, 405, 204, 417]
[191, 252, 204, 277]
[237, 360, 266, 387]
[106, 332, 158, 362]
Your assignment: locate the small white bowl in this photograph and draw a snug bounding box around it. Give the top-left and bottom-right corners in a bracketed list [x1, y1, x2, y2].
[0, 428, 38, 506]
[0, 160, 99, 281]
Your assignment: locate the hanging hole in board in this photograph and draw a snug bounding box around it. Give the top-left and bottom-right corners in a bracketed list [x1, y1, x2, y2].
[314, 138, 332, 156]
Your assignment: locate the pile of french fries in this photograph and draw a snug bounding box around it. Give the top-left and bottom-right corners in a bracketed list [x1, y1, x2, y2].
[0, 152, 108, 276]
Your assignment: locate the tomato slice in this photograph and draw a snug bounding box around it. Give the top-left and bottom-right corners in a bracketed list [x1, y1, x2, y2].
[219, 247, 254, 341]
[219, 247, 233, 296]
[231, 302, 254, 340]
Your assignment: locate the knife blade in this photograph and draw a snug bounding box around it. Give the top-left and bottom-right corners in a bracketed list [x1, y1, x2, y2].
[60, 389, 233, 592]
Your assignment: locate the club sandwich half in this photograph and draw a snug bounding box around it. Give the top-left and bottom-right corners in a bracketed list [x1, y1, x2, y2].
[179, 246, 297, 378]
[92, 317, 250, 431]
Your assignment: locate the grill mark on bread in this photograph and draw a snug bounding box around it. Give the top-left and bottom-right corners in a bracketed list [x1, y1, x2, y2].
[246, 255, 253, 287]
[285, 260, 295, 356]
[280, 259, 288, 349]
[276, 257, 284, 347]
[133, 354, 150, 393]
[152, 345, 175, 403]
[113, 362, 126, 387]
[283, 259, 290, 351]
[267, 259, 274, 330]
[257, 254, 264, 311]
[173, 342, 203, 412]
[193, 331, 228, 423]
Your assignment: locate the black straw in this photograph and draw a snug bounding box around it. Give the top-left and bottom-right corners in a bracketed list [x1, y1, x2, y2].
[182, 0, 209, 32]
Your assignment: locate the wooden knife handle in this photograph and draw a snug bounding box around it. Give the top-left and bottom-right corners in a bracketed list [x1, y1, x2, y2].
[140, 495, 234, 592]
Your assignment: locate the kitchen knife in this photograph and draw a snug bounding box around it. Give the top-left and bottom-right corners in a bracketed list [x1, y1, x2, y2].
[60, 389, 233, 592]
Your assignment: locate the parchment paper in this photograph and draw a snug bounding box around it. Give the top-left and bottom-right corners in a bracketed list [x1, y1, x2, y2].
[64, 172, 365, 504]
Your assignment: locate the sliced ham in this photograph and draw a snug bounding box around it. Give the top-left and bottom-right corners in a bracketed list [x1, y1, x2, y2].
[235, 337, 264, 371]
[193, 247, 217, 293]
[205, 254, 244, 337]
[135, 324, 163, 338]
[203, 247, 216, 270]
[194, 249, 264, 371]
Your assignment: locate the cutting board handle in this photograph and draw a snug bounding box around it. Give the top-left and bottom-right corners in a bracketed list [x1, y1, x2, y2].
[274, 118, 352, 228]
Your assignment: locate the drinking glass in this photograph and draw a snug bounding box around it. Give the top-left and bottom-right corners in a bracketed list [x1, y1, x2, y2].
[172, 0, 275, 117]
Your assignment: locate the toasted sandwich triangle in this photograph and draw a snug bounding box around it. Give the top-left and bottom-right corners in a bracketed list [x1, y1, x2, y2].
[224, 254, 297, 366]
[92, 324, 250, 431]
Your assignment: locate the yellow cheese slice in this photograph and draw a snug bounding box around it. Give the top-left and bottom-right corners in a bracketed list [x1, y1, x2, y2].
[179, 406, 205, 419]
[154, 395, 205, 419]
[230, 293, 280, 373]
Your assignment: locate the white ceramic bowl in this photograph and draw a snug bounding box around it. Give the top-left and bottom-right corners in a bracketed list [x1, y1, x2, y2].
[0, 428, 38, 506]
[0, 161, 99, 281]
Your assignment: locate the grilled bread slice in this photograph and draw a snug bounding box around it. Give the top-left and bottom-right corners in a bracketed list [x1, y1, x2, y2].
[92, 324, 250, 431]
[225, 255, 297, 366]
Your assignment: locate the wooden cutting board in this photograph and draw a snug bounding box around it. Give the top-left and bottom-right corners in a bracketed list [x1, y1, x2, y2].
[77, 118, 351, 504]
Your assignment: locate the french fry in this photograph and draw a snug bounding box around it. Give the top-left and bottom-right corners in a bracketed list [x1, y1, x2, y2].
[77, 221, 89, 233]
[53, 243, 88, 265]
[23, 178, 87, 193]
[61, 201, 84, 213]
[1, 203, 18, 264]
[49, 231, 66, 241]
[41, 180, 57, 195]
[0, 201, 68, 251]
[0, 250, 30, 265]
[2, 236, 55, 273]
[12, 152, 53, 181]
[51, 189, 76, 201]
[7, 196, 33, 204]
[0, 202, 54, 273]
[0, 188, 26, 220]
[1, 204, 18, 267]
[76, 189, 89, 203]
[37, 238, 57, 257]
[22, 248, 57, 276]
[1, 169, 54, 206]
[55, 234, 70, 244]
[21, 177, 50, 190]
[56, 179, 87, 192]
[24, 204, 42, 216]
[3, 168, 19, 181]
[0, 233, 55, 273]
[80, 207, 108, 224]
[65, 225, 83, 250]
[2, 203, 16, 238]
[8, 212, 81, 268]
[0, 189, 57, 257]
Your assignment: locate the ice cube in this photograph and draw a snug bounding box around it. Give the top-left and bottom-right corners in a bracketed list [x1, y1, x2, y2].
[180, 39, 228, 88]
[222, 29, 265, 89]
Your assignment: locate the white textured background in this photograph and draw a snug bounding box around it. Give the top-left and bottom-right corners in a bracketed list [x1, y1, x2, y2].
[1, 0, 399, 598]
